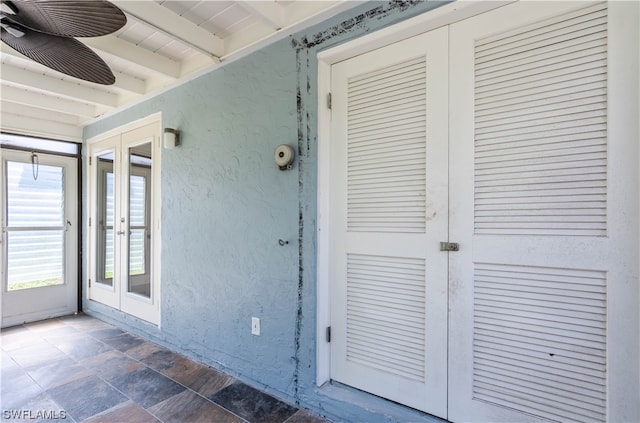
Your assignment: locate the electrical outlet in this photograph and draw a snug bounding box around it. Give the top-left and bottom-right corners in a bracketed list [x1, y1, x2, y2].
[251, 317, 260, 336]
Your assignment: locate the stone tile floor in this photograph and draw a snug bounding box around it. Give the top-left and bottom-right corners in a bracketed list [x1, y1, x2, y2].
[1, 314, 329, 423]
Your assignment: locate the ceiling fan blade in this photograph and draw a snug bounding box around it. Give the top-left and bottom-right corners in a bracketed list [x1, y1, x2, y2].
[1, 25, 116, 84]
[5, 0, 126, 37]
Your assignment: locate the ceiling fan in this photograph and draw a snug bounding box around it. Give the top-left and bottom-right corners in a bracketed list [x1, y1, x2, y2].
[0, 0, 126, 85]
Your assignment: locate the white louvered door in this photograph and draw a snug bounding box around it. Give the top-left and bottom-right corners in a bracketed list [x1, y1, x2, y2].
[449, 2, 619, 422]
[329, 26, 449, 417]
[327, 1, 637, 421]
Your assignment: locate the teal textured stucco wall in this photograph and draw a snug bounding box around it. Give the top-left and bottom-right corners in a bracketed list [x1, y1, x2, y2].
[83, 2, 448, 421]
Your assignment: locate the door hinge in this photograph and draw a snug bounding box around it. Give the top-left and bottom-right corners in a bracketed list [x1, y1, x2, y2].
[326, 326, 331, 343]
[88, 278, 91, 288]
[327, 93, 332, 110]
[440, 242, 460, 252]
[89, 156, 92, 165]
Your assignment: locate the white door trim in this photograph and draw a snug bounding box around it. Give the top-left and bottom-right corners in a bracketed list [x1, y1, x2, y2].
[603, 2, 640, 419]
[316, 0, 514, 389]
[86, 113, 162, 146]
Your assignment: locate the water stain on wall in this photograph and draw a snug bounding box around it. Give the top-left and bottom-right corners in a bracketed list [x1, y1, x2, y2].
[291, 0, 424, 50]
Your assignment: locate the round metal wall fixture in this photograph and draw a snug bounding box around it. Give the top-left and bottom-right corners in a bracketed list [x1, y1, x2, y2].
[275, 144, 295, 170]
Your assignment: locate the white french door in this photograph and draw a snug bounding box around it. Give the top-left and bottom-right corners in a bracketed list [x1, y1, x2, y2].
[325, 1, 638, 422]
[1, 149, 77, 327]
[88, 122, 160, 325]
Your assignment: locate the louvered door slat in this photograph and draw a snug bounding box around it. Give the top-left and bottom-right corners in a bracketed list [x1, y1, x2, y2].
[473, 382, 603, 423]
[349, 56, 425, 85]
[350, 93, 424, 115]
[346, 254, 426, 382]
[350, 115, 425, 134]
[349, 308, 424, 327]
[349, 136, 426, 152]
[475, 367, 606, 406]
[475, 5, 606, 52]
[349, 145, 426, 162]
[349, 122, 426, 142]
[474, 10, 608, 242]
[476, 138, 605, 157]
[347, 326, 425, 352]
[476, 71, 607, 105]
[349, 172, 426, 186]
[473, 262, 607, 421]
[475, 4, 607, 58]
[347, 55, 426, 233]
[473, 347, 605, 385]
[349, 74, 425, 99]
[476, 35, 607, 76]
[351, 97, 425, 119]
[475, 314, 604, 338]
[349, 81, 425, 107]
[475, 331, 605, 364]
[476, 161, 606, 178]
[475, 109, 606, 136]
[476, 172, 605, 187]
[475, 348, 605, 382]
[476, 94, 607, 122]
[476, 55, 607, 94]
[476, 34, 607, 77]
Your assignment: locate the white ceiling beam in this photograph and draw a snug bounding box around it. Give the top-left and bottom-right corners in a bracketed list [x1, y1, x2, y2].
[112, 71, 146, 95]
[237, 1, 286, 30]
[1, 101, 82, 125]
[112, 0, 224, 59]
[84, 36, 180, 79]
[0, 112, 83, 142]
[0, 85, 97, 118]
[1, 63, 118, 108]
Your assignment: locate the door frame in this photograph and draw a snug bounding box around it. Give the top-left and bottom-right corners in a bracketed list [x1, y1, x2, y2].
[1, 148, 79, 327]
[316, 3, 639, 422]
[316, 0, 513, 388]
[86, 113, 163, 326]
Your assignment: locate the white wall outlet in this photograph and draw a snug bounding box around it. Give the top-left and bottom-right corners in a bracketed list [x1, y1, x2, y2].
[251, 317, 260, 336]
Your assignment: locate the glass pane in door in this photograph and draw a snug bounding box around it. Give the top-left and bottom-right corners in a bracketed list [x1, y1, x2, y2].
[127, 143, 151, 298]
[5, 160, 65, 291]
[7, 231, 64, 291]
[7, 161, 63, 226]
[96, 152, 115, 285]
[129, 174, 146, 276]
